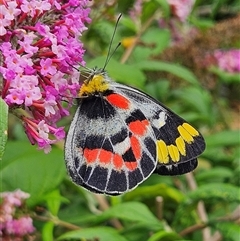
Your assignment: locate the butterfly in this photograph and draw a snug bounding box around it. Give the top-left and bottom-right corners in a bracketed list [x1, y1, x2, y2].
[64, 67, 205, 195]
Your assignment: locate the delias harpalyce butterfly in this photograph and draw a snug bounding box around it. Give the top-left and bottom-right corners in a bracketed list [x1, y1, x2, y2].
[64, 15, 205, 195]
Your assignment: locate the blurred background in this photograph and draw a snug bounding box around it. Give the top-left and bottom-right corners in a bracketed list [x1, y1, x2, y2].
[1, 1, 240, 241]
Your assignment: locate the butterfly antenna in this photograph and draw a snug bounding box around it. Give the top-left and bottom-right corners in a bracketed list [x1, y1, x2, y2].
[102, 13, 122, 71]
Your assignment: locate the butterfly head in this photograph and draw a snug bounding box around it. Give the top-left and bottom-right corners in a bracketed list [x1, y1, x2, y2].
[79, 68, 111, 97]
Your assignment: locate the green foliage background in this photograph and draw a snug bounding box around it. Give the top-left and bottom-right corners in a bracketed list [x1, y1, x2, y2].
[1, 1, 239, 241]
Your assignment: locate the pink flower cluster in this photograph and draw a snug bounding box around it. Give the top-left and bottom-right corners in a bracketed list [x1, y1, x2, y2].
[129, 0, 142, 22]
[168, 0, 194, 22]
[0, 0, 91, 153]
[214, 49, 240, 73]
[0, 189, 35, 238]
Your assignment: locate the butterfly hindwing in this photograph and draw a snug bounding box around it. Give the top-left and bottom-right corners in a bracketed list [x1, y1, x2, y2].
[113, 83, 205, 175]
[65, 90, 157, 195]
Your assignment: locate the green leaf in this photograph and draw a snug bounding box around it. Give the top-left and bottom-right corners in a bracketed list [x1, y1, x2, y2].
[145, 80, 170, 101]
[121, 16, 137, 32]
[176, 183, 240, 220]
[190, 16, 215, 29]
[142, 1, 159, 22]
[0, 141, 66, 206]
[122, 223, 158, 241]
[99, 202, 162, 230]
[202, 146, 235, 163]
[58, 227, 129, 241]
[210, 66, 240, 83]
[142, 28, 170, 55]
[87, 57, 146, 89]
[147, 231, 181, 241]
[174, 87, 212, 118]
[134, 60, 200, 86]
[131, 29, 170, 61]
[211, 0, 227, 18]
[174, 183, 240, 225]
[42, 222, 54, 241]
[42, 189, 69, 216]
[196, 167, 233, 184]
[188, 183, 240, 203]
[92, 20, 121, 48]
[123, 183, 184, 203]
[0, 98, 8, 161]
[155, 0, 170, 18]
[214, 222, 240, 241]
[205, 130, 240, 147]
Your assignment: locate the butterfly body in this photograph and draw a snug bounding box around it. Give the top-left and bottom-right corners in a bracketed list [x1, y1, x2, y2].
[65, 68, 205, 195]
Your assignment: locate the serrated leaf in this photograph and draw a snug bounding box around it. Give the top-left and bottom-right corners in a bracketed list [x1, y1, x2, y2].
[58, 227, 129, 241]
[0, 98, 8, 160]
[205, 130, 240, 147]
[93, 20, 121, 47]
[1, 141, 66, 206]
[188, 183, 240, 203]
[134, 60, 200, 85]
[174, 183, 240, 226]
[99, 202, 162, 230]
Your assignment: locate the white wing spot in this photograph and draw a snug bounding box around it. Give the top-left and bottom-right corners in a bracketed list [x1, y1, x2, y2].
[166, 165, 173, 171]
[113, 137, 131, 155]
[152, 111, 167, 129]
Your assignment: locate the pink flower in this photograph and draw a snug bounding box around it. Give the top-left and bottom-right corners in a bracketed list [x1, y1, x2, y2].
[168, 0, 194, 22]
[4, 1, 21, 21]
[5, 217, 35, 236]
[0, 189, 30, 207]
[129, 0, 143, 22]
[40, 58, 57, 76]
[214, 49, 240, 73]
[0, 190, 34, 238]
[0, 0, 91, 152]
[22, 117, 65, 153]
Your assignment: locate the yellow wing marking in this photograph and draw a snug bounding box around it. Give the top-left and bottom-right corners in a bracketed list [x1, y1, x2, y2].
[178, 125, 194, 143]
[167, 144, 180, 162]
[182, 123, 199, 136]
[175, 136, 186, 156]
[79, 74, 109, 96]
[156, 140, 169, 164]
[157, 123, 200, 164]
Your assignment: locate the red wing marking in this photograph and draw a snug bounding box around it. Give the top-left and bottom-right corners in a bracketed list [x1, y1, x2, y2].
[99, 149, 112, 165]
[84, 148, 125, 170]
[113, 154, 124, 170]
[125, 161, 138, 171]
[128, 119, 149, 136]
[130, 136, 141, 160]
[83, 148, 99, 163]
[106, 93, 130, 109]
